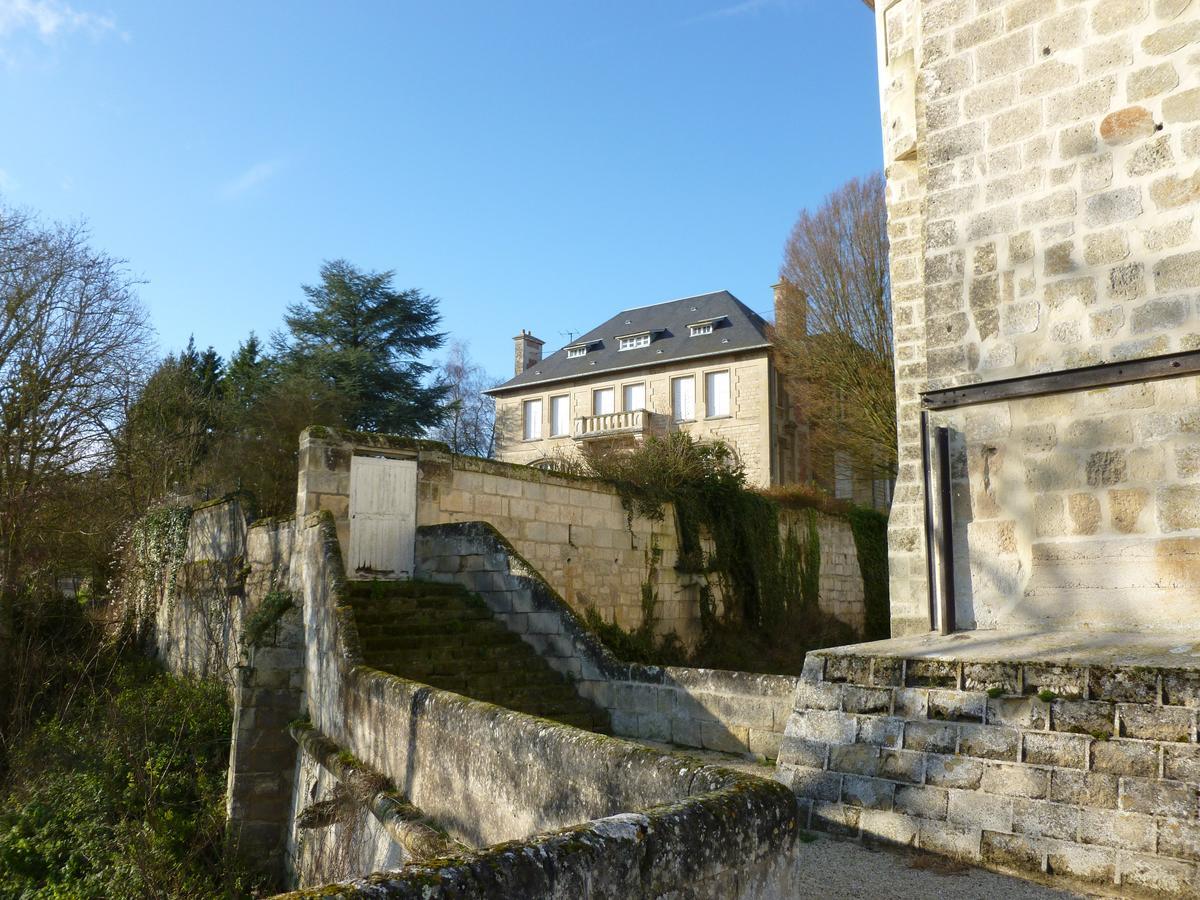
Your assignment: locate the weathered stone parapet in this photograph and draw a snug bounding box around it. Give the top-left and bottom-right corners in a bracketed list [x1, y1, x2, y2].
[781, 634, 1200, 895]
[289, 723, 456, 865]
[414, 521, 800, 760]
[284, 512, 802, 898]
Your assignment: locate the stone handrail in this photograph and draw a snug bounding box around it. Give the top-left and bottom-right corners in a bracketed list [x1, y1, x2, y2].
[573, 408, 647, 438]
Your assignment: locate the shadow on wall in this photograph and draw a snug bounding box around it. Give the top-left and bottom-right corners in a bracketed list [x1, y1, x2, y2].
[413, 521, 799, 762]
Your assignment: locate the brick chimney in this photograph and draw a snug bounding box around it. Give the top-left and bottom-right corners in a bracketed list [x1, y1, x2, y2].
[513, 330, 544, 376]
[772, 279, 807, 338]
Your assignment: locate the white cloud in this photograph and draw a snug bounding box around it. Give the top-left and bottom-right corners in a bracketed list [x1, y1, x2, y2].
[685, 0, 786, 24]
[0, 0, 117, 41]
[0, 168, 16, 193]
[220, 159, 285, 199]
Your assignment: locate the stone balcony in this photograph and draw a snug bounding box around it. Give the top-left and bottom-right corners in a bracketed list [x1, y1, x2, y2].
[573, 409, 652, 441]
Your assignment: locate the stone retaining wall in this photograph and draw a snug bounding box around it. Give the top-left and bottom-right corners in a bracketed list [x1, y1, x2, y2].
[297, 427, 873, 648]
[135, 497, 305, 887]
[779, 644, 1200, 896]
[780, 507, 867, 636]
[415, 521, 799, 760]
[285, 510, 802, 898]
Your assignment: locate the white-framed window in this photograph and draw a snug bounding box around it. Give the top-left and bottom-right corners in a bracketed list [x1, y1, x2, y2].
[704, 370, 730, 418]
[689, 322, 713, 337]
[617, 332, 651, 351]
[671, 376, 695, 422]
[622, 382, 645, 411]
[522, 399, 543, 441]
[566, 346, 587, 359]
[592, 387, 615, 416]
[550, 395, 570, 436]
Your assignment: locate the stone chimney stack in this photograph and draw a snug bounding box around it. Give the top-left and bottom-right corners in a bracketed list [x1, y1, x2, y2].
[513, 330, 544, 376]
[772, 279, 807, 338]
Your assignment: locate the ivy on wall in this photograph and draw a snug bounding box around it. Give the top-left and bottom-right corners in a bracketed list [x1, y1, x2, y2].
[846, 506, 889, 641]
[580, 434, 891, 672]
[114, 506, 192, 639]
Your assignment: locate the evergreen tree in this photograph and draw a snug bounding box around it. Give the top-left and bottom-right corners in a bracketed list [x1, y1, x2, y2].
[224, 333, 271, 416]
[276, 260, 448, 434]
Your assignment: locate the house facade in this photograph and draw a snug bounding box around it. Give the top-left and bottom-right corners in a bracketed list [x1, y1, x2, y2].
[485, 291, 809, 489]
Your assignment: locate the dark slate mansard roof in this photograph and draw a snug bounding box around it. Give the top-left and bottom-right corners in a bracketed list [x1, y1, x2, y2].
[485, 290, 773, 396]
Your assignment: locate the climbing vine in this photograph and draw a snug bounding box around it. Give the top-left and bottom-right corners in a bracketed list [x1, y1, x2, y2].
[112, 505, 192, 639]
[583, 540, 686, 665]
[582, 433, 790, 631]
[580, 433, 890, 671]
[242, 588, 295, 650]
[846, 506, 889, 641]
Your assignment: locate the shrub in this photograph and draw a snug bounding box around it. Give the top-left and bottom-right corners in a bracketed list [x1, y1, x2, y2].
[0, 655, 257, 899]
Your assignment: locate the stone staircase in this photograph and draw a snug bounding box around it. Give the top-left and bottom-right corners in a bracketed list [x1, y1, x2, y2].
[346, 580, 611, 732]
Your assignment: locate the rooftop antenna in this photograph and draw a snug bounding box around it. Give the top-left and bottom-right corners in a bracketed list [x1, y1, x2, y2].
[560, 329, 580, 343]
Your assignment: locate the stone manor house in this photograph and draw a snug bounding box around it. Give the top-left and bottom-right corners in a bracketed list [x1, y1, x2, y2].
[487, 287, 892, 506]
[486, 289, 806, 488]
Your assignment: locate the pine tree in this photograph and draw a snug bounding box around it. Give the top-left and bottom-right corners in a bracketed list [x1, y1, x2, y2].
[276, 260, 448, 433]
[224, 333, 271, 415]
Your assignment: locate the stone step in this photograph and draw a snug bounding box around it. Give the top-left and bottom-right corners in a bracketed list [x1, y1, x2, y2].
[353, 607, 492, 626]
[347, 579, 609, 733]
[344, 580, 465, 600]
[357, 624, 523, 643]
[357, 618, 512, 639]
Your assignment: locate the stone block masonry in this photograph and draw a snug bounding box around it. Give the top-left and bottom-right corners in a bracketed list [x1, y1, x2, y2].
[415, 521, 799, 761]
[297, 427, 873, 649]
[285, 510, 802, 899]
[133, 497, 306, 888]
[780, 636, 1200, 895]
[872, 0, 1200, 636]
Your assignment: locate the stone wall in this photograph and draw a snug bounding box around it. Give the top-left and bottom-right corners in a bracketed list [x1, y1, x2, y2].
[491, 350, 778, 487]
[416, 521, 800, 760]
[779, 639, 1200, 895]
[780, 507, 869, 635]
[135, 497, 305, 887]
[285, 510, 802, 898]
[152, 499, 246, 682]
[297, 428, 873, 647]
[940, 377, 1200, 630]
[871, 0, 1200, 634]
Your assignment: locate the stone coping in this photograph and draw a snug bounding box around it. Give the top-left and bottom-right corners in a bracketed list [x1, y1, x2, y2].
[821, 629, 1200, 671]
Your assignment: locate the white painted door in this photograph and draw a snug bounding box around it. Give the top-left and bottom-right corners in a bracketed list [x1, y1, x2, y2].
[349, 456, 417, 579]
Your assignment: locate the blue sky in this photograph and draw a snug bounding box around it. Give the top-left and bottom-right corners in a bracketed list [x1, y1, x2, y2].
[0, 0, 881, 380]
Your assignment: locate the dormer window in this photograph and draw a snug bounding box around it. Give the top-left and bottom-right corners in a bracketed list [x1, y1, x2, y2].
[565, 341, 594, 359]
[617, 332, 652, 351]
[687, 316, 725, 337]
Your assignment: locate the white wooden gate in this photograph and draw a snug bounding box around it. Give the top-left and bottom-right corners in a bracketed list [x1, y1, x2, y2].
[348, 455, 418, 579]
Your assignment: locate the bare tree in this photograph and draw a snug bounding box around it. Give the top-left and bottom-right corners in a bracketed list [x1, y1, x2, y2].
[774, 173, 895, 481]
[0, 206, 151, 751]
[428, 341, 499, 458]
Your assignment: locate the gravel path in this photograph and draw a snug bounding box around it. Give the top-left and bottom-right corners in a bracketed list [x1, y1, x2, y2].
[790, 834, 1102, 899]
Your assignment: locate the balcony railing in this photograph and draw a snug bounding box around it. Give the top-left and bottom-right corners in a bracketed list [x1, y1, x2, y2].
[573, 409, 649, 440]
